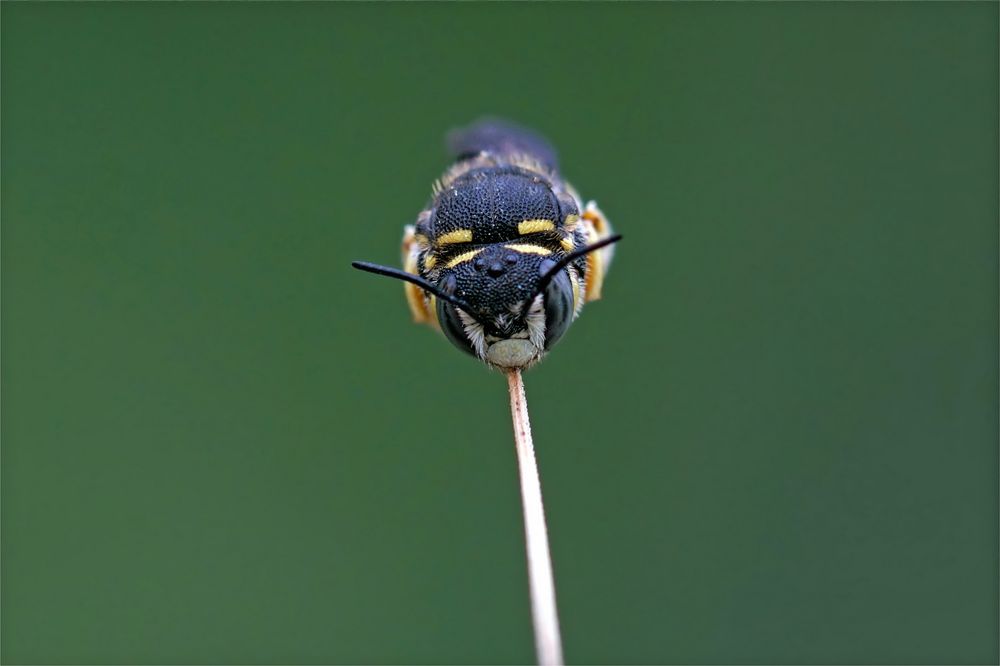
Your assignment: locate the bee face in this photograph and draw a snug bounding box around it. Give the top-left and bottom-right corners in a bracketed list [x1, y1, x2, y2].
[352, 119, 619, 371]
[447, 246, 543, 328]
[435, 247, 575, 368]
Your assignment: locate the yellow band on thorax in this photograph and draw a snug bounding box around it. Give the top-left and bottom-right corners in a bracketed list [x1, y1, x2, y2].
[436, 229, 473, 245]
[518, 219, 556, 235]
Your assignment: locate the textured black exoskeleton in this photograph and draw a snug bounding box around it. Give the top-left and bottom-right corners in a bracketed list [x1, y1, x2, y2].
[353, 119, 620, 369]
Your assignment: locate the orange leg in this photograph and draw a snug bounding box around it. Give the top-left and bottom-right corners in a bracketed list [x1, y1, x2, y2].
[580, 201, 614, 302]
[401, 225, 433, 324]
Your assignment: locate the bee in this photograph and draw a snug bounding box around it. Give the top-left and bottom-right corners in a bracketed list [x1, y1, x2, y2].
[352, 119, 621, 369]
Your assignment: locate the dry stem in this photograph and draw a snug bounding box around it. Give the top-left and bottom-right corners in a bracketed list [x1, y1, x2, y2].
[506, 369, 564, 666]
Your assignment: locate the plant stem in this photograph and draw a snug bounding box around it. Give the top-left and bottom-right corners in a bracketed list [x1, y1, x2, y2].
[506, 369, 564, 666]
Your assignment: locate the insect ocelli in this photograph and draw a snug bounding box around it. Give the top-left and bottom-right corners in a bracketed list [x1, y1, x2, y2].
[353, 119, 621, 369]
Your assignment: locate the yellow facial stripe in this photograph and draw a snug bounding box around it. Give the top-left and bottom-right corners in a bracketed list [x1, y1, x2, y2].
[504, 243, 552, 256]
[445, 249, 482, 269]
[423, 254, 437, 270]
[563, 213, 581, 231]
[413, 234, 430, 247]
[560, 235, 575, 252]
[436, 229, 472, 245]
[518, 219, 556, 235]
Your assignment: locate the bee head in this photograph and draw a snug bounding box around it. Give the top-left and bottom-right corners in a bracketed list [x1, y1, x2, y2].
[433, 246, 564, 368]
[434, 236, 621, 368]
[351, 235, 621, 369]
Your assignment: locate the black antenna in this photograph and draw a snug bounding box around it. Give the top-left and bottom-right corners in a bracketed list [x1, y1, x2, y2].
[534, 234, 623, 297]
[351, 261, 484, 319]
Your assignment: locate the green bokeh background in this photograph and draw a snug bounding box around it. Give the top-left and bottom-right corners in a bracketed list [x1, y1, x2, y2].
[2, 3, 997, 664]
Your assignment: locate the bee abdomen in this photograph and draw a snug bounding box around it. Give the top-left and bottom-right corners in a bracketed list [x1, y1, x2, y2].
[446, 118, 559, 173]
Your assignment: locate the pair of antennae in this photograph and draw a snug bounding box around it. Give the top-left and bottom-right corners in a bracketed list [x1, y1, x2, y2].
[351, 234, 623, 319]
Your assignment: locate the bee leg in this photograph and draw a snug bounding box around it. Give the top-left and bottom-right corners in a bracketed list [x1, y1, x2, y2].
[580, 201, 615, 301]
[401, 224, 433, 324]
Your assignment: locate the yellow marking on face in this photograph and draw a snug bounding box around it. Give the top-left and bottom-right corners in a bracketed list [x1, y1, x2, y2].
[436, 229, 473, 245]
[563, 213, 581, 231]
[504, 243, 552, 256]
[413, 234, 430, 247]
[445, 249, 483, 269]
[518, 219, 556, 235]
[423, 254, 437, 270]
[560, 235, 575, 252]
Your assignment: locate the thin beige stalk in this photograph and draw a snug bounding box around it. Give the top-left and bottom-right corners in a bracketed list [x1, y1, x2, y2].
[506, 369, 564, 666]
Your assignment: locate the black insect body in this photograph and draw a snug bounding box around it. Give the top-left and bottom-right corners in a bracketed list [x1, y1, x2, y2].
[353, 119, 620, 369]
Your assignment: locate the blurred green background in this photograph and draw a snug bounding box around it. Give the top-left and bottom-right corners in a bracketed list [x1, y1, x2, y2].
[2, 3, 997, 664]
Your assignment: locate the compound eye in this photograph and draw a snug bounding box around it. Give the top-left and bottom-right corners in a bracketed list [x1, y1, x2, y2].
[436, 300, 479, 358]
[542, 269, 575, 350]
